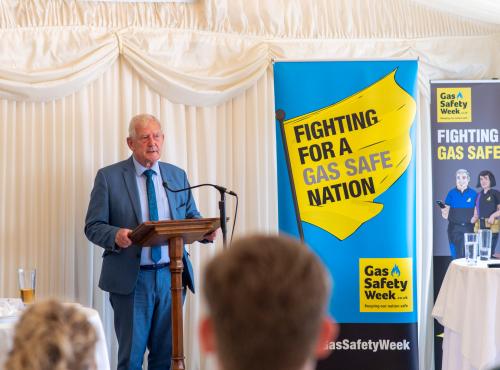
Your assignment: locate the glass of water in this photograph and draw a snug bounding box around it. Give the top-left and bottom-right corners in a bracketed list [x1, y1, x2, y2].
[464, 233, 478, 265]
[478, 229, 492, 260]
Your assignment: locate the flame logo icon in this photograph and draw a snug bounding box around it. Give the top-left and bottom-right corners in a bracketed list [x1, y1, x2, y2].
[391, 264, 400, 277]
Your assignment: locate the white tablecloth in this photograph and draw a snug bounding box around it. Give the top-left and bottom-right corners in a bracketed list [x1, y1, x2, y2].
[432, 258, 500, 370]
[0, 303, 110, 370]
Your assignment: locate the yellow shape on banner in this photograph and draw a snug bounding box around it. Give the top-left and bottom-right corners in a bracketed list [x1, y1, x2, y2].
[282, 70, 416, 240]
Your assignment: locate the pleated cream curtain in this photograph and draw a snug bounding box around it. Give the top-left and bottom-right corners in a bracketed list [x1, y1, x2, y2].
[0, 58, 278, 369]
[411, 0, 500, 25]
[1, 1, 500, 370]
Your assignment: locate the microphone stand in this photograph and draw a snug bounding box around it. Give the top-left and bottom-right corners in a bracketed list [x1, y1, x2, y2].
[215, 186, 228, 249]
[209, 185, 234, 249]
[163, 182, 235, 249]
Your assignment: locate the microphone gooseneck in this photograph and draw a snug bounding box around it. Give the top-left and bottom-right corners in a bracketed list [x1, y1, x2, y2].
[163, 181, 236, 196]
[162, 181, 237, 249]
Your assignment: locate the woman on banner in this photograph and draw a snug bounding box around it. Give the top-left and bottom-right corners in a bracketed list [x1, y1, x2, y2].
[471, 170, 500, 256]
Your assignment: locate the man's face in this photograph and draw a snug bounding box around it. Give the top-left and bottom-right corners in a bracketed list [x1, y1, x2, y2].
[456, 172, 469, 190]
[480, 175, 491, 190]
[127, 119, 164, 168]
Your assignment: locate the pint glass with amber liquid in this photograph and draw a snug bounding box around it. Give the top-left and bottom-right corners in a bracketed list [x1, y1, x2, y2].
[18, 268, 36, 304]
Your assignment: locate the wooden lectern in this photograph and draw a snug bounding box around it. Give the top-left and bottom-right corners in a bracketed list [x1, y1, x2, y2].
[130, 217, 220, 370]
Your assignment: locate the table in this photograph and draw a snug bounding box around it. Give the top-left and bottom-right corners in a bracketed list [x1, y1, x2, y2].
[0, 302, 110, 370]
[432, 258, 500, 370]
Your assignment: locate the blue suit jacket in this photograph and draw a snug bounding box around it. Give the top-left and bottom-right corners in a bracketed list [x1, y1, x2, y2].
[85, 156, 201, 295]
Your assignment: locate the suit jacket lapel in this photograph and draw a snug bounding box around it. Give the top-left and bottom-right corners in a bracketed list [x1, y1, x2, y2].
[123, 157, 142, 224]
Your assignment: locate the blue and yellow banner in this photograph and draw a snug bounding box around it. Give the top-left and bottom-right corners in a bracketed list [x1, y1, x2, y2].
[273, 60, 418, 370]
[431, 80, 500, 370]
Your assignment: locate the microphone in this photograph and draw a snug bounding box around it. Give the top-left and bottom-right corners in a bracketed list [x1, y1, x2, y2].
[212, 185, 237, 197]
[162, 181, 237, 196]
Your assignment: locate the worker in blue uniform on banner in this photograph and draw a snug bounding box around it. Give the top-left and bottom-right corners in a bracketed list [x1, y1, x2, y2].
[440, 169, 476, 259]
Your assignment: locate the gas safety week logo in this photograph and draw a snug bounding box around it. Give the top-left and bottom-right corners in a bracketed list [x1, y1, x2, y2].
[437, 87, 472, 123]
[359, 258, 413, 312]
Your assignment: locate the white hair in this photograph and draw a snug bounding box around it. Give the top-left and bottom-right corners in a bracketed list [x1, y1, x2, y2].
[128, 114, 162, 138]
[456, 168, 470, 180]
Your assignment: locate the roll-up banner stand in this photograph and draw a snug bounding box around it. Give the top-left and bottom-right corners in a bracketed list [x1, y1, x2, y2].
[430, 80, 500, 370]
[273, 60, 419, 370]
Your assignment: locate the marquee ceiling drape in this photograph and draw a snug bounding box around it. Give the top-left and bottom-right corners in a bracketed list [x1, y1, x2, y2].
[0, 0, 499, 104]
[0, 1, 499, 370]
[411, 0, 500, 25]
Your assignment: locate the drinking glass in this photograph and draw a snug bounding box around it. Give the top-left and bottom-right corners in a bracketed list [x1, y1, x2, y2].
[478, 229, 493, 260]
[464, 233, 478, 266]
[18, 268, 36, 304]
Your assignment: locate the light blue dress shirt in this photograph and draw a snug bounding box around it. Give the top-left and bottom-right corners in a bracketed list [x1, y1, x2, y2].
[132, 156, 171, 265]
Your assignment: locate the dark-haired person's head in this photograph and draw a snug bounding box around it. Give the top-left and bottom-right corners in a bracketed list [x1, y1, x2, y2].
[5, 299, 97, 370]
[199, 234, 338, 370]
[477, 170, 497, 189]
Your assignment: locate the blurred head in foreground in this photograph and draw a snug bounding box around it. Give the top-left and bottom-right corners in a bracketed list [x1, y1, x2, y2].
[200, 234, 338, 370]
[5, 299, 97, 370]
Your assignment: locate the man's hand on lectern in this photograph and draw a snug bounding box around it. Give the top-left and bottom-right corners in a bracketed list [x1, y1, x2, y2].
[200, 229, 218, 243]
[115, 228, 133, 248]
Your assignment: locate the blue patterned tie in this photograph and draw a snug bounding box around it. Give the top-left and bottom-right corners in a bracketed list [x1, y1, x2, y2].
[144, 169, 161, 263]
